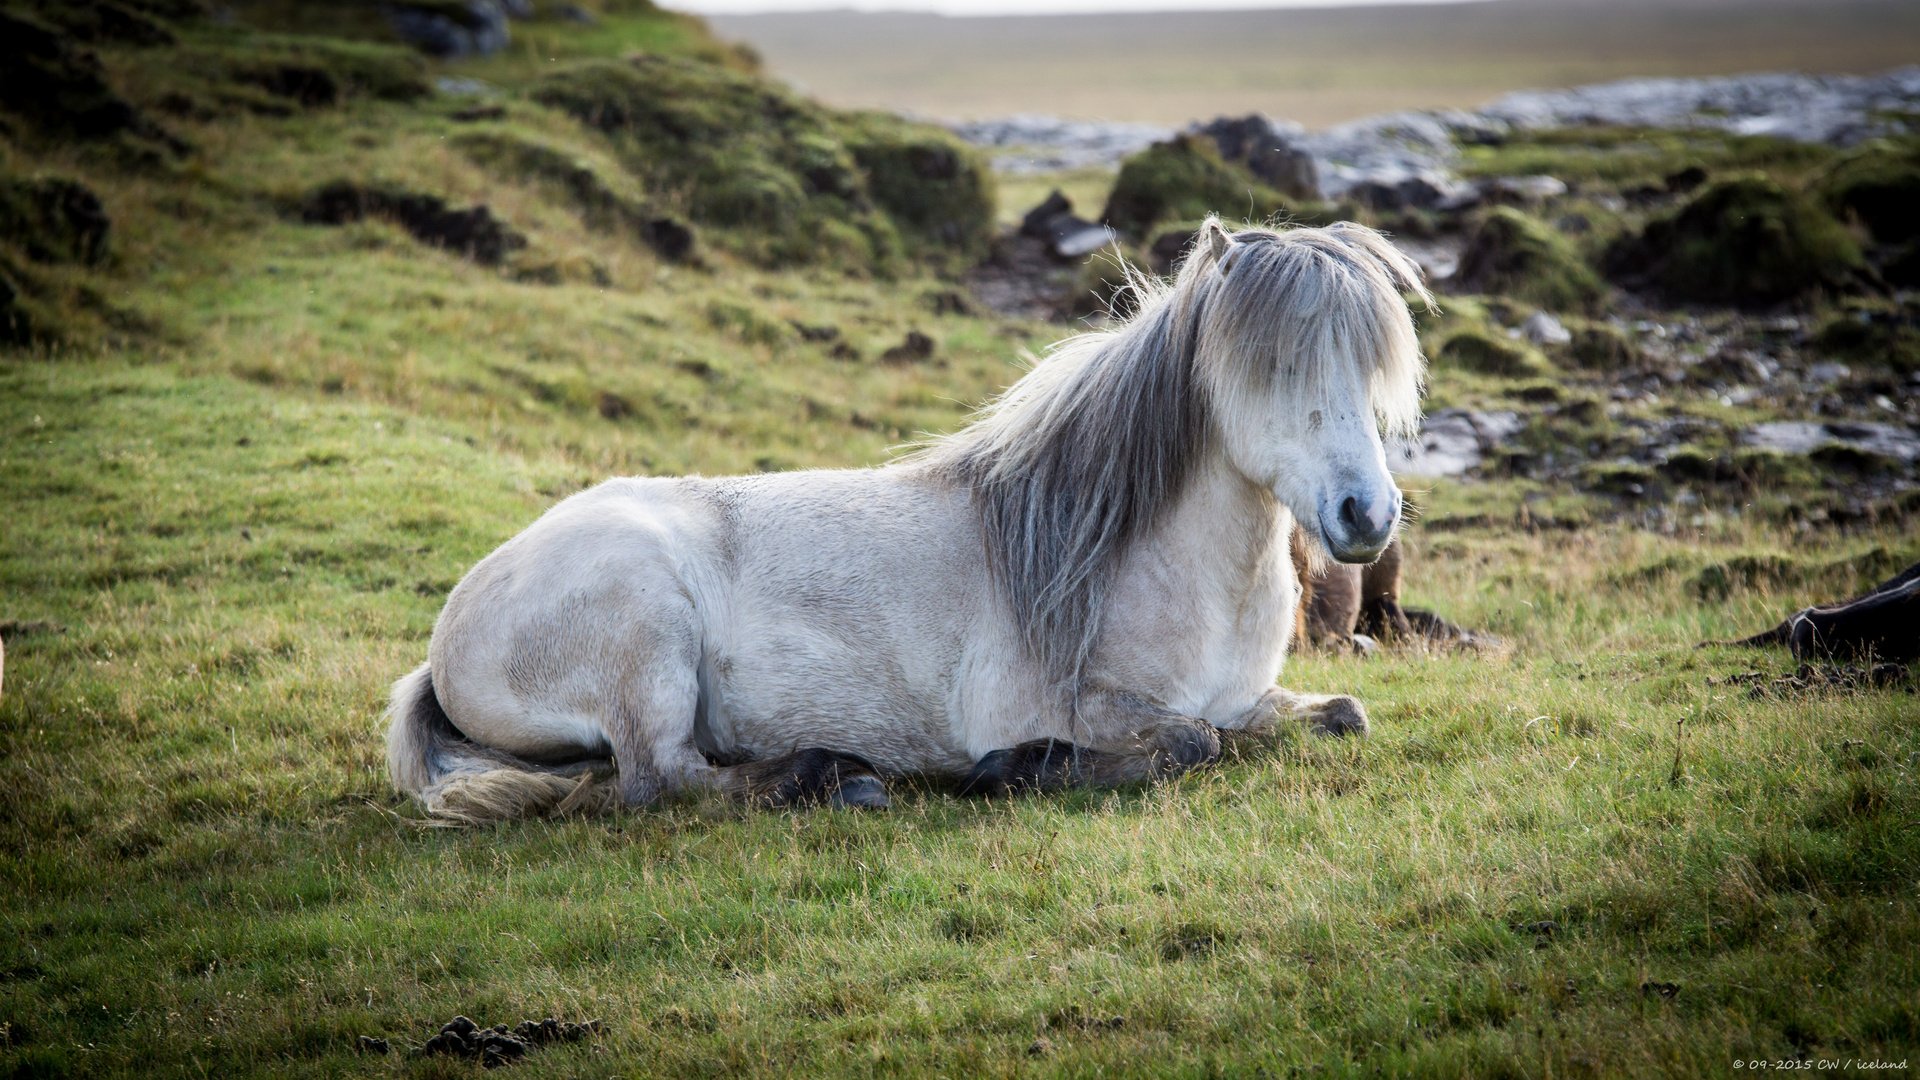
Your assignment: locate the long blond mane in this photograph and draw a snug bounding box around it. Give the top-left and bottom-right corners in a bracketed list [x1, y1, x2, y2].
[919, 219, 1430, 694]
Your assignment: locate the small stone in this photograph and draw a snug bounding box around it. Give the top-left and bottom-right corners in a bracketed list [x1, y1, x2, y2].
[1027, 1036, 1053, 1056]
[1521, 311, 1572, 345]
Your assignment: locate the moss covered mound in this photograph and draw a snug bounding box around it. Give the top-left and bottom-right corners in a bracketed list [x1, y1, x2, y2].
[1818, 140, 1920, 245]
[1101, 135, 1291, 240]
[1451, 208, 1604, 313]
[530, 57, 989, 268]
[1436, 329, 1554, 378]
[835, 111, 995, 264]
[0, 176, 111, 266]
[1608, 173, 1864, 308]
[1815, 298, 1920, 375]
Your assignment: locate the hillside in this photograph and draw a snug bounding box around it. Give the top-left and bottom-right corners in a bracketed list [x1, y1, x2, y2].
[1, 1, 1917, 1077]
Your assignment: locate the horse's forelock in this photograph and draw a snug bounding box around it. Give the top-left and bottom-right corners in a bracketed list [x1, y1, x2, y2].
[919, 220, 1426, 699]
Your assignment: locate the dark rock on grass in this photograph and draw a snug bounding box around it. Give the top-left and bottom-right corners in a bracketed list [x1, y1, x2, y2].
[1192, 113, 1319, 201]
[0, 8, 187, 153]
[0, 177, 110, 266]
[301, 181, 526, 265]
[354, 1035, 388, 1054]
[1101, 134, 1292, 240]
[1019, 190, 1117, 261]
[1606, 173, 1865, 308]
[880, 330, 936, 365]
[1452, 207, 1604, 313]
[386, 0, 512, 58]
[1818, 140, 1920, 246]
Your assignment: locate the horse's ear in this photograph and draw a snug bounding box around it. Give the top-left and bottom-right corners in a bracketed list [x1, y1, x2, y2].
[1206, 220, 1231, 262]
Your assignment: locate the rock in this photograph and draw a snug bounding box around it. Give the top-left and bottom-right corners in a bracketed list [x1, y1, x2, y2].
[0, 177, 110, 266]
[1191, 114, 1319, 200]
[1742, 420, 1920, 463]
[880, 330, 936, 365]
[1027, 1036, 1053, 1057]
[386, 0, 511, 58]
[1018, 190, 1117, 260]
[942, 114, 1172, 174]
[1806, 362, 1851, 385]
[1389, 408, 1523, 477]
[355, 1036, 389, 1054]
[1490, 174, 1568, 203]
[1481, 67, 1920, 147]
[300, 182, 527, 265]
[1521, 311, 1572, 345]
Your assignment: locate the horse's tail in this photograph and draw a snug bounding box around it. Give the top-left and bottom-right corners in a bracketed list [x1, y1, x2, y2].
[385, 662, 617, 826]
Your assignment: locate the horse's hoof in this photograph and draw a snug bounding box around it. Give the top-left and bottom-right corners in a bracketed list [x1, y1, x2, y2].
[830, 774, 890, 809]
[958, 749, 1012, 797]
[1157, 723, 1221, 770]
[1310, 696, 1369, 738]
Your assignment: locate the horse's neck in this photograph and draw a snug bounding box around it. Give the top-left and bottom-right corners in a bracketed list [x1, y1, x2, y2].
[1145, 449, 1292, 609]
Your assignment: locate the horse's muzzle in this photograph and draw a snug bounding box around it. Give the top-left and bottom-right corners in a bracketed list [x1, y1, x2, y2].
[1323, 489, 1399, 563]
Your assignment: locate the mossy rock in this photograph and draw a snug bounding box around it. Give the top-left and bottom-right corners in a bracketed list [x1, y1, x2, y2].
[0, 175, 110, 266]
[1817, 140, 1920, 245]
[534, 56, 975, 269]
[1557, 318, 1640, 371]
[1101, 135, 1291, 240]
[834, 111, 994, 265]
[1436, 329, 1554, 378]
[1813, 298, 1920, 374]
[1606, 173, 1864, 308]
[1451, 207, 1604, 313]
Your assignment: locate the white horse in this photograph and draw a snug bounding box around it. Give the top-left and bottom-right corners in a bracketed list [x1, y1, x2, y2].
[387, 219, 1429, 823]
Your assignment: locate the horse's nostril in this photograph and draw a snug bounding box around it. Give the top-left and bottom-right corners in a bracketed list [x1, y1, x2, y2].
[1340, 496, 1364, 532]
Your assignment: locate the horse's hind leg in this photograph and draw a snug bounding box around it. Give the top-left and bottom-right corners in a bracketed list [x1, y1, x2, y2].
[715, 749, 889, 810]
[1230, 685, 1368, 738]
[960, 689, 1221, 797]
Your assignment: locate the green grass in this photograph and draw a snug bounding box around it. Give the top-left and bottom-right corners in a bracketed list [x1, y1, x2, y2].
[5, 357, 1918, 1077]
[2, 6, 1919, 1078]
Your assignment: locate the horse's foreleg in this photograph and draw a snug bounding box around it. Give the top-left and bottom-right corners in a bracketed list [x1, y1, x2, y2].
[713, 749, 889, 810]
[960, 688, 1220, 796]
[1227, 685, 1369, 738]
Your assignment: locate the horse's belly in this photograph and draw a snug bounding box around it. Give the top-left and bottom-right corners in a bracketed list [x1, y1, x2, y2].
[699, 625, 977, 776]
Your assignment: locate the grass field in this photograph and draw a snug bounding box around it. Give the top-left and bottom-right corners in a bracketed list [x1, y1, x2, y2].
[713, 0, 1920, 127]
[2, 3, 1918, 1077]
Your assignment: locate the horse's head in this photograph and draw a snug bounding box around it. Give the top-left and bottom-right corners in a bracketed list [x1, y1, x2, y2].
[1185, 219, 1429, 564]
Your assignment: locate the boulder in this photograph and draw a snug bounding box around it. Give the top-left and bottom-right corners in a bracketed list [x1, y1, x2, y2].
[1192, 114, 1318, 200]
[1018, 190, 1116, 261]
[385, 0, 511, 59]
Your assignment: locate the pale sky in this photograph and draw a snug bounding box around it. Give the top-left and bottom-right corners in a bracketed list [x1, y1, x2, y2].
[675, 0, 1483, 16]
